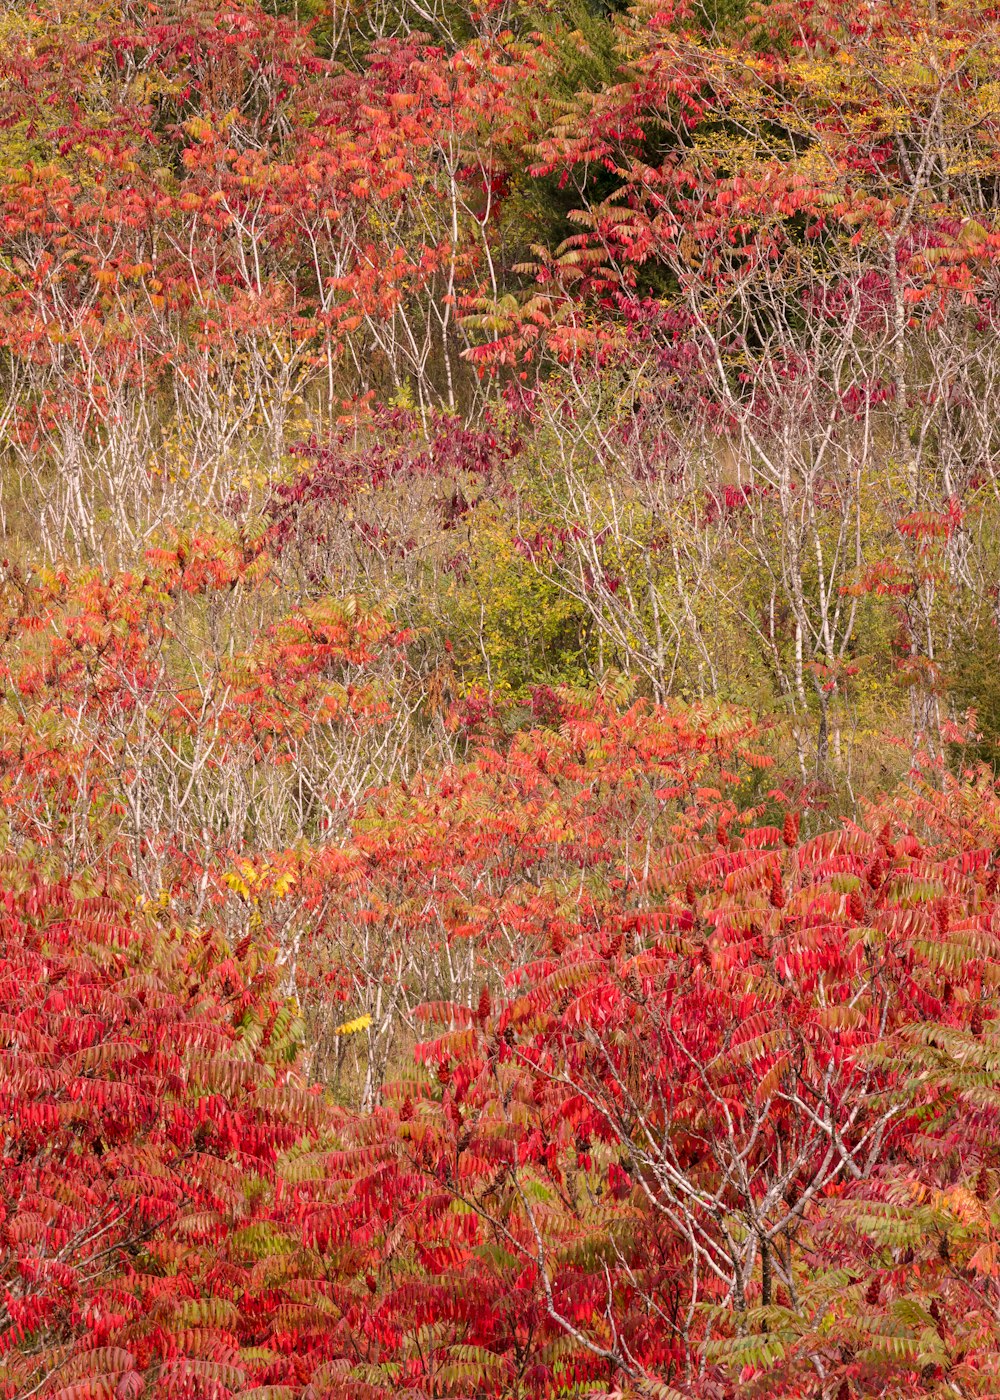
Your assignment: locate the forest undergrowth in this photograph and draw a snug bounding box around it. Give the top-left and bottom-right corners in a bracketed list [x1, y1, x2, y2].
[3, 0, 1000, 1396]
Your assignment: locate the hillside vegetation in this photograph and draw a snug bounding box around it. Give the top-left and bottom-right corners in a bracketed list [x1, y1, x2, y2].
[3, 2, 1000, 1397]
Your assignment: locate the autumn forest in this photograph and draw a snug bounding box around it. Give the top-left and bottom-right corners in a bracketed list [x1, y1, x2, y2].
[2, 0, 1000, 1396]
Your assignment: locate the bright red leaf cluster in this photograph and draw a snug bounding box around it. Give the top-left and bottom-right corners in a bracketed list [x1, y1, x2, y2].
[4, 653, 1000, 1395]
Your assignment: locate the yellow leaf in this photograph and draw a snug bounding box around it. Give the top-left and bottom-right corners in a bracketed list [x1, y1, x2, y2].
[223, 872, 251, 900]
[334, 1014, 372, 1036]
[273, 870, 298, 898]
